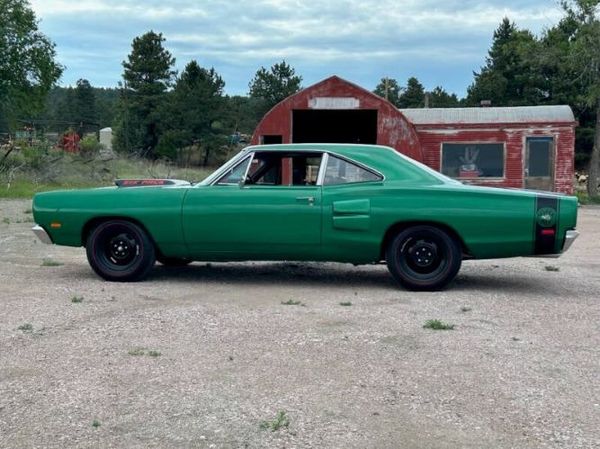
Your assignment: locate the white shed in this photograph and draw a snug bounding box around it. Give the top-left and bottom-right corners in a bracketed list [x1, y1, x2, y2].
[99, 127, 113, 151]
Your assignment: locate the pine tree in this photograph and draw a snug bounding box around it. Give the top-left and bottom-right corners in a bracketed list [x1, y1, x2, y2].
[399, 77, 425, 108]
[373, 78, 402, 107]
[248, 60, 302, 110]
[114, 31, 176, 156]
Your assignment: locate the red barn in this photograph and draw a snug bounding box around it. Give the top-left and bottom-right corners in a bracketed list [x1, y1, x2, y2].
[251, 76, 576, 193]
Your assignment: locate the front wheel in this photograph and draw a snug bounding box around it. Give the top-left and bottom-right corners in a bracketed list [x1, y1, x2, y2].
[86, 220, 155, 282]
[386, 225, 462, 291]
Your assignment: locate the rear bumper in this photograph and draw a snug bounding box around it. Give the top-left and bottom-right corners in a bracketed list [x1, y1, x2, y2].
[529, 229, 579, 258]
[32, 225, 52, 244]
[562, 230, 579, 253]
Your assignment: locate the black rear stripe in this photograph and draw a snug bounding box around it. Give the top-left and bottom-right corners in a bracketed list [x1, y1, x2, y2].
[534, 196, 559, 255]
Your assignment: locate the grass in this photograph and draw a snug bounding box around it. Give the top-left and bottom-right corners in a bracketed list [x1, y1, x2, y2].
[545, 265, 560, 272]
[281, 299, 303, 306]
[41, 258, 63, 267]
[0, 151, 213, 199]
[128, 348, 146, 356]
[71, 296, 84, 303]
[128, 347, 161, 357]
[17, 323, 33, 332]
[259, 411, 290, 432]
[92, 420, 101, 428]
[339, 301, 353, 306]
[575, 190, 600, 205]
[24, 208, 32, 214]
[423, 319, 455, 330]
[2, 217, 9, 224]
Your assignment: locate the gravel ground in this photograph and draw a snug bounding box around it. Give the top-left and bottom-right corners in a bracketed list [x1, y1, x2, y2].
[0, 198, 598, 449]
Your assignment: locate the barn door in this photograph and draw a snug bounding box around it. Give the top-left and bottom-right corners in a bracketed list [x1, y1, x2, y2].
[525, 137, 554, 191]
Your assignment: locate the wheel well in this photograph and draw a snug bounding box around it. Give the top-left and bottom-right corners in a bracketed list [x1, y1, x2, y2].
[81, 216, 157, 250]
[380, 221, 471, 260]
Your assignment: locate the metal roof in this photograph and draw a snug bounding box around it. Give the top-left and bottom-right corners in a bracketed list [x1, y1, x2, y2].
[399, 105, 575, 125]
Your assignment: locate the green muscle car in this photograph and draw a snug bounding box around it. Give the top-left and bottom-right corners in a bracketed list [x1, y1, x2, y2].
[31, 144, 579, 290]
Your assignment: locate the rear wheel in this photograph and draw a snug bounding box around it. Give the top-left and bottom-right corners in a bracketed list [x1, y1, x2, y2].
[86, 220, 155, 282]
[386, 225, 462, 291]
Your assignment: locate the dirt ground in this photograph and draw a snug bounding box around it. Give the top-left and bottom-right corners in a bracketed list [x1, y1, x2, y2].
[0, 198, 598, 449]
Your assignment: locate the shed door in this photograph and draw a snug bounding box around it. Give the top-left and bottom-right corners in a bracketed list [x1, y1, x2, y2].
[525, 137, 554, 191]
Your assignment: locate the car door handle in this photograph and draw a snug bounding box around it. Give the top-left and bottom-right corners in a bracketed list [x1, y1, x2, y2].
[296, 196, 315, 205]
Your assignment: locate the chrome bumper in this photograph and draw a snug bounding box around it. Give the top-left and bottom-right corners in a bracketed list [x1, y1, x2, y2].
[562, 230, 579, 253]
[32, 225, 52, 244]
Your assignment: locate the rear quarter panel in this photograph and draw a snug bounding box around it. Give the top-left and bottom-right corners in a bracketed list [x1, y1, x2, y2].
[322, 182, 538, 262]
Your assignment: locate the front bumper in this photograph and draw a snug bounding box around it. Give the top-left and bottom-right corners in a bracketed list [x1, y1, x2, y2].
[32, 225, 52, 244]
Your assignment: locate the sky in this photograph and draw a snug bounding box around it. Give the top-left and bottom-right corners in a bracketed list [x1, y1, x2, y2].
[29, 0, 564, 98]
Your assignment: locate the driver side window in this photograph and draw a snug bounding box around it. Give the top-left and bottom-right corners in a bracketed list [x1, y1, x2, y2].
[216, 156, 251, 185]
[245, 152, 323, 186]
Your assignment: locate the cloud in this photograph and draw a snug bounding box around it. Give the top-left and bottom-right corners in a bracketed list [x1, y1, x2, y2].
[29, 0, 565, 96]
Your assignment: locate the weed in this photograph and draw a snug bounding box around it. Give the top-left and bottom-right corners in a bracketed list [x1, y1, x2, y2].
[128, 348, 146, 356]
[2, 217, 9, 224]
[71, 296, 84, 303]
[259, 411, 290, 432]
[575, 191, 600, 205]
[17, 323, 33, 332]
[128, 348, 161, 357]
[460, 306, 472, 312]
[545, 265, 560, 272]
[423, 319, 455, 330]
[339, 301, 352, 306]
[92, 420, 101, 428]
[24, 208, 32, 214]
[281, 299, 302, 306]
[42, 258, 63, 267]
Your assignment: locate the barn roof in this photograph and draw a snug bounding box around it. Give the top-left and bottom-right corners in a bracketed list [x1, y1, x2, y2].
[399, 105, 575, 125]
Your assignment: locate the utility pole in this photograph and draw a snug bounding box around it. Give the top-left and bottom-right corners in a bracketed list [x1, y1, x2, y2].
[384, 77, 389, 101]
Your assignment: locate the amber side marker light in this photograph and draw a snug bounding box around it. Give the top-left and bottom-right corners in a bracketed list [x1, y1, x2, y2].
[50, 222, 62, 229]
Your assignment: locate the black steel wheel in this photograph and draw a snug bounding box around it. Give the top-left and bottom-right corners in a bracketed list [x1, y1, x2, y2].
[386, 225, 462, 291]
[156, 255, 192, 267]
[86, 220, 155, 282]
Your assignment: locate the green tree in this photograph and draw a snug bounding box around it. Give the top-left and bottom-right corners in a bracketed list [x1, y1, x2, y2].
[399, 77, 425, 108]
[428, 86, 460, 108]
[248, 60, 302, 111]
[466, 18, 541, 106]
[0, 0, 63, 131]
[157, 60, 227, 165]
[114, 31, 176, 156]
[559, 0, 600, 195]
[70, 79, 97, 135]
[373, 77, 402, 107]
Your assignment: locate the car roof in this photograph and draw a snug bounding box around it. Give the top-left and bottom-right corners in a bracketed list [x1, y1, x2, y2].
[243, 143, 450, 184]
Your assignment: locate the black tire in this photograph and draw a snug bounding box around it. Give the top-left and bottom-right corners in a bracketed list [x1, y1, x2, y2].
[156, 255, 192, 267]
[386, 225, 462, 291]
[86, 220, 155, 282]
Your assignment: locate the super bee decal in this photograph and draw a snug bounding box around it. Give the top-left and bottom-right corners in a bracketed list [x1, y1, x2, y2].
[534, 196, 559, 254]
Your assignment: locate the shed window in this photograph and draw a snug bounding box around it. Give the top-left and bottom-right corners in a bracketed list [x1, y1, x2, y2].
[441, 143, 504, 178]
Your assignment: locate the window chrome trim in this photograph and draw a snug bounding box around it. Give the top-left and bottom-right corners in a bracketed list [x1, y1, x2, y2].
[202, 149, 250, 186]
[213, 153, 253, 186]
[239, 152, 255, 186]
[316, 152, 329, 186]
[322, 151, 385, 185]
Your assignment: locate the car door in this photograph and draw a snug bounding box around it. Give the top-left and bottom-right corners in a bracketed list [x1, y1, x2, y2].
[182, 151, 324, 260]
[320, 153, 385, 263]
